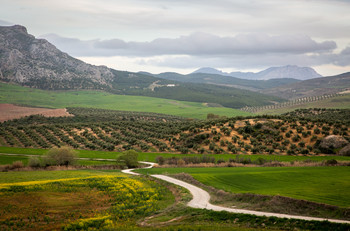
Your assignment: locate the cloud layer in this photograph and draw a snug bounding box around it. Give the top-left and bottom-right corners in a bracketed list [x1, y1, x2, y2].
[1, 0, 350, 74]
[41, 32, 349, 71]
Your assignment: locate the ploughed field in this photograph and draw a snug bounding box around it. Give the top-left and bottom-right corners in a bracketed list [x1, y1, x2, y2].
[0, 104, 72, 122]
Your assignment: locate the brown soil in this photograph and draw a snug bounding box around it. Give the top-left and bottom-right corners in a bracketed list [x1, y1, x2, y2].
[0, 104, 73, 122]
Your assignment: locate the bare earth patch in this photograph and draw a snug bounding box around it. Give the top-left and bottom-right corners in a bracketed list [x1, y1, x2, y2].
[0, 104, 73, 122]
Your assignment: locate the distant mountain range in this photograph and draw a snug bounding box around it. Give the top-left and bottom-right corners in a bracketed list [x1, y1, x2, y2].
[193, 65, 322, 80]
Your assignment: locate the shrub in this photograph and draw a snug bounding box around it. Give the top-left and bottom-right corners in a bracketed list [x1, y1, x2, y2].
[117, 150, 139, 168]
[43, 146, 77, 166]
[28, 156, 41, 167]
[11, 161, 24, 169]
[156, 156, 165, 165]
[324, 159, 338, 166]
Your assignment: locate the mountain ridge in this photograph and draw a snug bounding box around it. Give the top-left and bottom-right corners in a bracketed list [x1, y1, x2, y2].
[193, 65, 322, 80]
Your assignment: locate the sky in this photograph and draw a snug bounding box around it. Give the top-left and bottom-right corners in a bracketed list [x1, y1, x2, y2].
[1, 0, 350, 76]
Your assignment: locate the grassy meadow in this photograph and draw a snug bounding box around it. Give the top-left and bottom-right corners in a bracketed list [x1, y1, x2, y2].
[0, 82, 250, 119]
[138, 166, 350, 208]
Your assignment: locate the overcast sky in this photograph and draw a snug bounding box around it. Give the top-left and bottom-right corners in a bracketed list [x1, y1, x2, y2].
[1, 0, 350, 75]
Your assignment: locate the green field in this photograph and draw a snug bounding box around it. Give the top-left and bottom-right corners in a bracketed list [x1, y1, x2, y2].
[138, 166, 350, 207]
[0, 169, 123, 184]
[0, 82, 250, 119]
[1, 147, 350, 166]
[258, 94, 350, 115]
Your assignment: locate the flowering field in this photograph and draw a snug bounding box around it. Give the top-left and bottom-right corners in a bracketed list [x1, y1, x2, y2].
[0, 171, 173, 230]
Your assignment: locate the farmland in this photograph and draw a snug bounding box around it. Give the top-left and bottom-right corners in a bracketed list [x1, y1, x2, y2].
[1, 107, 350, 230]
[0, 170, 174, 230]
[257, 94, 350, 115]
[1, 146, 350, 167]
[138, 166, 350, 208]
[0, 82, 250, 119]
[1, 108, 349, 156]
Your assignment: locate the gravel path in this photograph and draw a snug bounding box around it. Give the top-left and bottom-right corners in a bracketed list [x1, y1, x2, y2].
[123, 162, 350, 224]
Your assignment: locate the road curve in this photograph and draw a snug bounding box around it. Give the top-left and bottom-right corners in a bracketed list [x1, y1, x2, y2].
[124, 162, 350, 224]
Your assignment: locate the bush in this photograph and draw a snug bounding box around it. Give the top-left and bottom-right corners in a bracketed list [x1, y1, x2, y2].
[43, 146, 77, 166]
[11, 161, 24, 169]
[155, 156, 165, 165]
[117, 150, 139, 168]
[28, 156, 41, 167]
[324, 159, 338, 166]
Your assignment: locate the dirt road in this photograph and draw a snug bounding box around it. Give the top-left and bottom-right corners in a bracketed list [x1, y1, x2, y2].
[124, 162, 350, 224]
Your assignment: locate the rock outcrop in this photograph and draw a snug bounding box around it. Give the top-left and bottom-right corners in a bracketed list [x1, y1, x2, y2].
[0, 25, 114, 90]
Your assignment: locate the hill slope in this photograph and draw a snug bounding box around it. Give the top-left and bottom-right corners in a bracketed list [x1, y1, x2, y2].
[0, 82, 251, 119]
[262, 72, 350, 99]
[0, 25, 284, 108]
[150, 72, 299, 91]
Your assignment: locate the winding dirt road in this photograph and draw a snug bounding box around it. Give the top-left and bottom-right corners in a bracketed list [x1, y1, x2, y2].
[122, 162, 350, 224]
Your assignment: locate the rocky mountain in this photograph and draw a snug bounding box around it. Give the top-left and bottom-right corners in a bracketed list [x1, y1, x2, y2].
[193, 65, 322, 80]
[0, 25, 116, 90]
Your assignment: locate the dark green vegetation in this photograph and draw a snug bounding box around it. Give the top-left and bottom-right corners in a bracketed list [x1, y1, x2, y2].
[1, 108, 349, 156]
[139, 166, 350, 208]
[0, 82, 251, 119]
[149, 71, 300, 91]
[262, 72, 350, 99]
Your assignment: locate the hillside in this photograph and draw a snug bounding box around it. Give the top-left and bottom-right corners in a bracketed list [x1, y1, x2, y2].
[146, 72, 299, 91]
[262, 72, 350, 99]
[193, 65, 322, 80]
[0, 25, 284, 108]
[0, 82, 251, 119]
[1, 108, 349, 156]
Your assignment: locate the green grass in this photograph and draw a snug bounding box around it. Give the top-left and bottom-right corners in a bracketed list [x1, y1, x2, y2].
[0, 169, 122, 184]
[0, 82, 250, 119]
[258, 94, 350, 115]
[1, 146, 350, 165]
[138, 166, 350, 207]
[0, 155, 28, 165]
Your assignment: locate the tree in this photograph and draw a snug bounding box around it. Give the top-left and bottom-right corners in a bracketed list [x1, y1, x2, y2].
[117, 150, 139, 168]
[43, 146, 77, 166]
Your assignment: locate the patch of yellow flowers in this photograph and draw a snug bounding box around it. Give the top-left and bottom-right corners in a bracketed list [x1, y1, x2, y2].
[0, 174, 166, 230]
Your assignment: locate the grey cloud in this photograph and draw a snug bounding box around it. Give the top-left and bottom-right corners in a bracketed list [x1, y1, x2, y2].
[42, 32, 336, 57]
[0, 19, 14, 26]
[139, 47, 350, 70]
